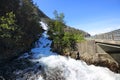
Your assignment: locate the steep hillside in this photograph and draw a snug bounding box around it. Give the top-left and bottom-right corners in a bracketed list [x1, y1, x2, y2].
[64, 26, 90, 37]
[0, 0, 90, 63]
[0, 0, 48, 63]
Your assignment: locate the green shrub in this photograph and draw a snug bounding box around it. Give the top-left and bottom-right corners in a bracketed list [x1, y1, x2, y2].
[48, 10, 85, 54]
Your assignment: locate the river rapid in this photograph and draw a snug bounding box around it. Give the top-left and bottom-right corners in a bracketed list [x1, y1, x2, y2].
[14, 21, 120, 80]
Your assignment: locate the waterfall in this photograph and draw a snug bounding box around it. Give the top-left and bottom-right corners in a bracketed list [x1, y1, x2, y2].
[18, 21, 120, 80]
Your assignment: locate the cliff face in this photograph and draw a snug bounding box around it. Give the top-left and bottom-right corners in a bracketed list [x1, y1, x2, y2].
[0, 0, 48, 63]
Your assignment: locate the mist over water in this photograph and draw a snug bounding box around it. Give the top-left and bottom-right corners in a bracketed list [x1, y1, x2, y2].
[20, 21, 120, 80]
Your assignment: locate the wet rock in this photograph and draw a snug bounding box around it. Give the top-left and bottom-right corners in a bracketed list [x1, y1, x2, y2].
[38, 65, 42, 70]
[0, 58, 37, 80]
[0, 76, 5, 80]
[67, 51, 80, 60]
[42, 67, 65, 80]
[80, 53, 120, 73]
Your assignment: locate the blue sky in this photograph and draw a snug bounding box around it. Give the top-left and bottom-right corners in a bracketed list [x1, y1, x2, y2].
[33, 0, 120, 35]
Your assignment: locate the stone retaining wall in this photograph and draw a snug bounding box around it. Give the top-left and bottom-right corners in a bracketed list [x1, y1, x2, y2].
[76, 40, 120, 73]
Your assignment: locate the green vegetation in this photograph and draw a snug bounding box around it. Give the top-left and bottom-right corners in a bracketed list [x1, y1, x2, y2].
[0, 12, 20, 39]
[0, 0, 47, 62]
[48, 10, 85, 54]
[0, 0, 89, 62]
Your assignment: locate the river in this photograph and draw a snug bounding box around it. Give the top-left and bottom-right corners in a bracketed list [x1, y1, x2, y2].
[15, 21, 120, 80]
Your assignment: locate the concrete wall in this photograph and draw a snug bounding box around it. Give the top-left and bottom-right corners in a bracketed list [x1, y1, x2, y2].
[76, 40, 119, 73]
[77, 40, 119, 65]
[77, 40, 96, 55]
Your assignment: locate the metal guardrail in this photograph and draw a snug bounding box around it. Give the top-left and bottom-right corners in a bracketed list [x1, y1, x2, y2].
[90, 29, 120, 41]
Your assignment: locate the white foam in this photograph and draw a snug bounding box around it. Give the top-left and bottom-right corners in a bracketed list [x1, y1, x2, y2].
[37, 55, 120, 80]
[40, 21, 48, 31]
[30, 22, 56, 59]
[21, 21, 120, 80]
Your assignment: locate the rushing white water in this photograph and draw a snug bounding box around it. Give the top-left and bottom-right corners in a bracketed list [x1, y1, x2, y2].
[37, 55, 120, 80]
[20, 21, 120, 80]
[30, 21, 56, 59]
[19, 21, 56, 59]
[40, 21, 48, 31]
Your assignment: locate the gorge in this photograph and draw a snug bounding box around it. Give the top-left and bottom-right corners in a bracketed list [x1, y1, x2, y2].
[0, 0, 120, 80]
[0, 21, 119, 80]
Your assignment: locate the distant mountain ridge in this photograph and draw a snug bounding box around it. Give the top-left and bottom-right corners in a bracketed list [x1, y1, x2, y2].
[64, 26, 90, 37]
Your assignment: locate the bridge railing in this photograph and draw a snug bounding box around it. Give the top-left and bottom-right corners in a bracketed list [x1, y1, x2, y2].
[90, 29, 120, 41]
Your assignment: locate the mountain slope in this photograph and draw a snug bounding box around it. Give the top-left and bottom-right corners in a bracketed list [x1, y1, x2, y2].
[0, 0, 90, 63]
[0, 0, 48, 63]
